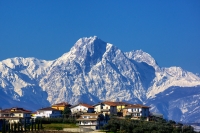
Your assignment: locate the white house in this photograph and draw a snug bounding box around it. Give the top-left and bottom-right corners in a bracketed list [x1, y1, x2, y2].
[76, 113, 106, 130]
[0, 107, 32, 123]
[123, 104, 150, 120]
[93, 101, 117, 115]
[33, 107, 62, 118]
[70, 103, 94, 114]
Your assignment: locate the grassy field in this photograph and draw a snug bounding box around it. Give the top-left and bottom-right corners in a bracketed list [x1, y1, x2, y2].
[42, 123, 78, 130]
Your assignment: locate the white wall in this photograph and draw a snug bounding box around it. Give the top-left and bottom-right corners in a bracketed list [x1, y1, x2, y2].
[71, 105, 89, 113]
[94, 105, 101, 112]
[80, 121, 97, 125]
[13, 113, 31, 118]
[34, 110, 58, 118]
[103, 104, 117, 114]
[127, 108, 149, 117]
[103, 104, 110, 110]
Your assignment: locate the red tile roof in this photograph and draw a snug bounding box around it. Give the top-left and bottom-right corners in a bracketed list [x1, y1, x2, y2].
[103, 101, 117, 106]
[0, 107, 32, 114]
[113, 102, 129, 106]
[71, 103, 94, 108]
[52, 102, 71, 107]
[38, 107, 61, 111]
[124, 104, 150, 109]
[80, 103, 94, 108]
[102, 101, 129, 106]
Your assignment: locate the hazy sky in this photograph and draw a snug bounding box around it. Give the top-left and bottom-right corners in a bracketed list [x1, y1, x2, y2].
[0, 1, 200, 74]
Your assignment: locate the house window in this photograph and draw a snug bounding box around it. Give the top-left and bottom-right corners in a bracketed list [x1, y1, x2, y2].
[83, 121, 88, 124]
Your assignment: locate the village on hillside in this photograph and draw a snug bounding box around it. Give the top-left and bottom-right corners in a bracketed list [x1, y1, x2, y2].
[0, 101, 163, 130]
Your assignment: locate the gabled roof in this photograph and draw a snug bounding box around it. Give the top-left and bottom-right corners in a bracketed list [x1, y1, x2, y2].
[0, 107, 32, 114]
[93, 101, 130, 107]
[51, 102, 71, 107]
[70, 103, 94, 109]
[80, 103, 94, 108]
[113, 102, 129, 106]
[124, 104, 150, 109]
[38, 107, 61, 111]
[92, 102, 102, 107]
[103, 101, 117, 106]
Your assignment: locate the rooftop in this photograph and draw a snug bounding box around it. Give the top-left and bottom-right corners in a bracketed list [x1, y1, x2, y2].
[52, 102, 71, 107]
[124, 104, 150, 109]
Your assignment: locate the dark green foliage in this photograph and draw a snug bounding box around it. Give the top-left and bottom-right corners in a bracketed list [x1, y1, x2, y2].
[35, 117, 76, 124]
[62, 106, 71, 118]
[102, 118, 197, 133]
[168, 120, 176, 125]
[125, 115, 132, 119]
[117, 112, 123, 117]
[0, 119, 41, 132]
[54, 126, 63, 130]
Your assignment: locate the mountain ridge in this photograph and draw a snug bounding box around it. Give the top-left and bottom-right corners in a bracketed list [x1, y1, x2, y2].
[0, 36, 200, 122]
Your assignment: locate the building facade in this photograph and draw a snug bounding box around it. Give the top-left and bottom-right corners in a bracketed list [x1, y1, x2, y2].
[70, 103, 94, 114]
[94, 101, 128, 115]
[0, 107, 32, 123]
[123, 104, 150, 120]
[76, 113, 106, 130]
[33, 107, 62, 118]
[51, 102, 71, 111]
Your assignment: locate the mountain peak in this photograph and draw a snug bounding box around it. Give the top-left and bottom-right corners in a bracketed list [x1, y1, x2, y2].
[125, 50, 159, 71]
[75, 36, 99, 46]
[2, 36, 200, 122]
[57, 36, 108, 65]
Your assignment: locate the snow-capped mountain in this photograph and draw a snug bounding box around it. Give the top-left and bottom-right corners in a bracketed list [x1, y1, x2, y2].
[0, 36, 200, 122]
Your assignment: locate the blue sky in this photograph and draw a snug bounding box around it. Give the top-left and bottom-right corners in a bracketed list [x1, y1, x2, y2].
[0, 0, 200, 74]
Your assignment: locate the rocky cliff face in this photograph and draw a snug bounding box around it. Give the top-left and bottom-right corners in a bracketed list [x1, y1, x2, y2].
[0, 36, 200, 122]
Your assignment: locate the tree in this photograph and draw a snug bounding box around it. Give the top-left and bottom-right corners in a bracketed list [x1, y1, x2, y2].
[62, 106, 71, 118]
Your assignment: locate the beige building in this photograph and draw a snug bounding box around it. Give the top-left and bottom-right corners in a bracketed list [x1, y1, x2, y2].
[0, 107, 32, 123]
[70, 103, 94, 114]
[93, 101, 129, 115]
[123, 104, 150, 120]
[76, 113, 106, 130]
[51, 102, 71, 111]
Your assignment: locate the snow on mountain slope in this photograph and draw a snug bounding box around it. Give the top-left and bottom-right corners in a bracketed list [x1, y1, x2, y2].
[146, 67, 200, 99]
[0, 57, 52, 110]
[146, 86, 200, 122]
[0, 36, 200, 122]
[40, 36, 148, 104]
[125, 50, 159, 71]
[125, 50, 200, 98]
